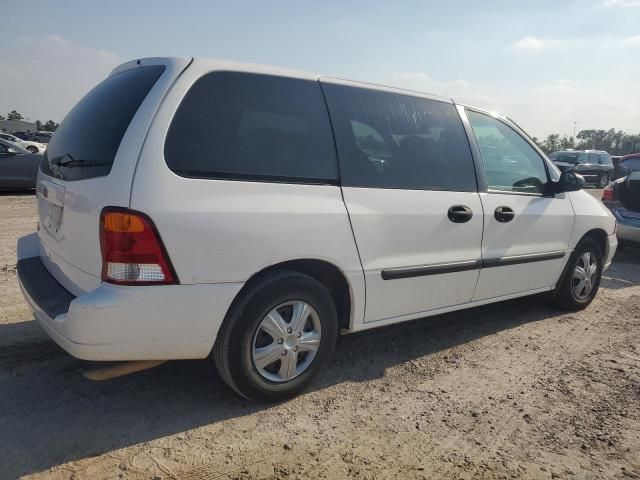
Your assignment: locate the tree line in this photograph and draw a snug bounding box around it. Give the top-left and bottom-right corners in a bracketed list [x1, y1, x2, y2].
[532, 129, 640, 156]
[0, 110, 58, 132]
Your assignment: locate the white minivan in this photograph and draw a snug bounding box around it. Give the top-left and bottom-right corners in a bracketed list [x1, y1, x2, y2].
[17, 58, 617, 401]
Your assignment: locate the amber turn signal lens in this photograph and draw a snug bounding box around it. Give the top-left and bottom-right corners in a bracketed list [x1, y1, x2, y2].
[103, 212, 145, 233]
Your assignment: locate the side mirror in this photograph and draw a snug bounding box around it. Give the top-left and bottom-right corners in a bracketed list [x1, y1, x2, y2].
[553, 171, 585, 193]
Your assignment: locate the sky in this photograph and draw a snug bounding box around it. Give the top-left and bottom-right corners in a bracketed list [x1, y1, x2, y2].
[1, 0, 639, 139]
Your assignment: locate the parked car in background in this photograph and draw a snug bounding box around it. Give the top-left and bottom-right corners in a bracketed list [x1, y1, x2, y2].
[11, 131, 30, 141]
[549, 150, 614, 188]
[0, 138, 42, 189]
[17, 58, 617, 402]
[602, 171, 640, 249]
[27, 131, 54, 143]
[613, 153, 640, 180]
[0, 132, 47, 153]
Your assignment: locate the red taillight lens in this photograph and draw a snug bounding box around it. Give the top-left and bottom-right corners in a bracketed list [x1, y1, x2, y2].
[602, 184, 614, 202]
[100, 208, 178, 285]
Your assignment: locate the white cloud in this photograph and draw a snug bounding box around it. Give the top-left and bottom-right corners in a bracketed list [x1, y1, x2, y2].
[604, 0, 640, 7]
[511, 36, 578, 51]
[393, 72, 431, 82]
[0, 35, 120, 122]
[620, 35, 640, 45]
[389, 72, 469, 98]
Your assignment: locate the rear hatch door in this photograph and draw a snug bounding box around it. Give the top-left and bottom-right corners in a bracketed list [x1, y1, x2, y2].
[36, 58, 191, 295]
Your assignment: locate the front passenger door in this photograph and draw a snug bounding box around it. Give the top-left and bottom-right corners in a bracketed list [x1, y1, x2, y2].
[465, 109, 574, 301]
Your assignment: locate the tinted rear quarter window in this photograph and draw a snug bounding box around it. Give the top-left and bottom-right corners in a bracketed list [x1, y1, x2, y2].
[165, 72, 338, 183]
[42, 65, 165, 181]
[321, 83, 476, 192]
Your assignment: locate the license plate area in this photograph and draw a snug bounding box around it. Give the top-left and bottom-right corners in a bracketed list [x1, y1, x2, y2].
[38, 180, 66, 239]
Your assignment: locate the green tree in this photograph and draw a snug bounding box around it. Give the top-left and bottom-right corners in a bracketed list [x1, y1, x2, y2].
[542, 134, 560, 153]
[0, 114, 5, 121]
[43, 120, 58, 132]
[7, 110, 23, 121]
[612, 130, 626, 153]
[559, 135, 576, 150]
[35, 120, 43, 131]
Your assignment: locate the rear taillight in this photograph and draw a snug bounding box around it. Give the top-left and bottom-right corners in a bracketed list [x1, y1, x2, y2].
[602, 184, 615, 202]
[100, 208, 178, 285]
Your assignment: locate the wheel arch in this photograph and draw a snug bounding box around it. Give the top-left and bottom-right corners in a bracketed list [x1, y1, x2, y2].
[225, 259, 354, 333]
[581, 228, 608, 256]
[555, 227, 608, 295]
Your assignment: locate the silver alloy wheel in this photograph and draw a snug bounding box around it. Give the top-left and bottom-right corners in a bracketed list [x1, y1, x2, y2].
[251, 301, 321, 382]
[572, 251, 598, 300]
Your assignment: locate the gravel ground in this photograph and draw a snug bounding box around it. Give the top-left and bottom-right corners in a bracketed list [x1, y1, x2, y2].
[0, 191, 638, 480]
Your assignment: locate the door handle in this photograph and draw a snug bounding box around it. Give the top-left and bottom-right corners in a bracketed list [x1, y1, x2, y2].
[494, 206, 515, 223]
[447, 205, 473, 223]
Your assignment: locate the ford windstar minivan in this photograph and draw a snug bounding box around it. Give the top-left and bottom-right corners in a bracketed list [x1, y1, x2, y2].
[17, 58, 617, 401]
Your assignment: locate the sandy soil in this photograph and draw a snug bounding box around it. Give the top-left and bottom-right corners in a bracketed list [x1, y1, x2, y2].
[0, 192, 638, 480]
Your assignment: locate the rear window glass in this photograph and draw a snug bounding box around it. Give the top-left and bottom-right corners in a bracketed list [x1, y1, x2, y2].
[41, 65, 164, 181]
[599, 153, 612, 165]
[551, 152, 587, 163]
[322, 83, 476, 191]
[164, 72, 338, 183]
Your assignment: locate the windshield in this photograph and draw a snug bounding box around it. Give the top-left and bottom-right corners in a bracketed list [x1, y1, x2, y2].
[41, 65, 165, 181]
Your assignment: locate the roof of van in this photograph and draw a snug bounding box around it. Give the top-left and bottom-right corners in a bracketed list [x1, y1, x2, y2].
[114, 57, 458, 105]
[112, 57, 513, 128]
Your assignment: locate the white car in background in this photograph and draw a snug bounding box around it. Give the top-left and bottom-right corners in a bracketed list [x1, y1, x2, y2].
[17, 57, 617, 402]
[0, 133, 47, 153]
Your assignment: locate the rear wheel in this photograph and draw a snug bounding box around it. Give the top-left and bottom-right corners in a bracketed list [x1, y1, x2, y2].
[554, 237, 603, 310]
[598, 173, 610, 188]
[213, 271, 338, 402]
[26, 146, 38, 153]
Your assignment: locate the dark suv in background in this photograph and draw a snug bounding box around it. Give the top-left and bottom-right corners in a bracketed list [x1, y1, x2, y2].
[549, 150, 614, 188]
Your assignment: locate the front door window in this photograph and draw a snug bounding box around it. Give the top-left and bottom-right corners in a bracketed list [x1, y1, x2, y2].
[466, 110, 548, 194]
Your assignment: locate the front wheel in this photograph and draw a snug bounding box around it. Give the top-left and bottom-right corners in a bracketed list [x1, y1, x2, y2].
[213, 271, 338, 402]
[554, 237, 603, 310]
[598, 173, 610, 188]
[26, 146, 38, 154]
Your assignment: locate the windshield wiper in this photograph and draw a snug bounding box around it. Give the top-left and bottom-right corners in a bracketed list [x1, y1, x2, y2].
[50, 154, 111, 168]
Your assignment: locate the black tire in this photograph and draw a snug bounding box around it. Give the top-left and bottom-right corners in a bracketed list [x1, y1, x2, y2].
[213, 270, 338, 402]
[598, 173, 610, 188]
[26, 146, 38, 153]
[553, 237, 603, 310]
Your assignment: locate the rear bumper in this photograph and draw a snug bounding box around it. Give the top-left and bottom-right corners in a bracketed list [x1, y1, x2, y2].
[609, 208, 640, 246]
[617, 221, 640, 245]
[17, 244, 243, 361]
[617, 224, 640, 245]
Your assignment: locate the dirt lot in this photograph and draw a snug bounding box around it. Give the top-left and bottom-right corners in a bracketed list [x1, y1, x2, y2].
[1, 191, 638, 480]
